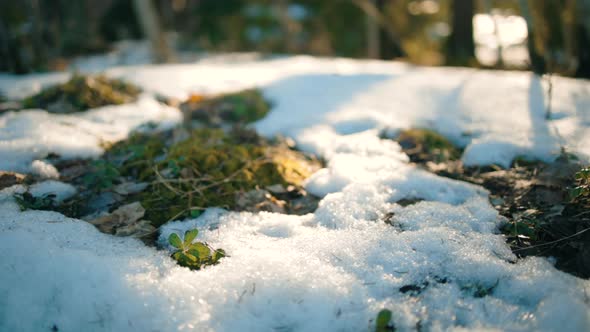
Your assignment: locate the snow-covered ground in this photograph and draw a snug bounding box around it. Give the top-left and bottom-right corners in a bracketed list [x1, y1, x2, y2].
[1, 56, 590, 331]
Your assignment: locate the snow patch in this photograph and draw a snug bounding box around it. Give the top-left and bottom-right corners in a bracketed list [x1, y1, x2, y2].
[0, 95, 181, 174]
[30, 160, 60, 179]
[29, 180, 77, 202]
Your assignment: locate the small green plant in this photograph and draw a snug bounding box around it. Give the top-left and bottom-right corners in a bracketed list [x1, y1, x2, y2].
[14, 192, 58, 211]
[502, 217, 540, 241]
[375, 309, 394, 332]
[168, 229, 226, 270]
[82, 160, 120, 191]
[460, 281, 498, 298]
[570, 167, 590, 203]
[395, 128, 460, 163]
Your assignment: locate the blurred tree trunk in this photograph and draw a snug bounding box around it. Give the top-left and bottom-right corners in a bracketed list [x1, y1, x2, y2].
[519, 0, 546, 74]
[366, 0, 380, 58]
[0, 19, 11, 72]
[29, 0, 46, 70]
[277, 0, 299, 53]
[351, 0, 405, 59]
[541, 0, 565, 71]
[575, 0, 590, 77]
[446, 0, 475, 66]
[376, 0, 404, 59]
[132, 0, 172, 63]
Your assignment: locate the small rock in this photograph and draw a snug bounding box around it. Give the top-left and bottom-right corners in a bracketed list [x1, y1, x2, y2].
[266, 184, 287, 194]
[236, 189, 286, 213]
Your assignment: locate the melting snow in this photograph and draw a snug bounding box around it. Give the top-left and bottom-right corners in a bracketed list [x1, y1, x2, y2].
[1, 55, 590, 331]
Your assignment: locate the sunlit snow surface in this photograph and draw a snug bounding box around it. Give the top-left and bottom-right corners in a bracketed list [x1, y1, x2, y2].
[1, 56, 590, 331]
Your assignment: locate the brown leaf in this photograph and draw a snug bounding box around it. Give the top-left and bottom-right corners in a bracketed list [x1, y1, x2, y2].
[88, 202, 146, 234]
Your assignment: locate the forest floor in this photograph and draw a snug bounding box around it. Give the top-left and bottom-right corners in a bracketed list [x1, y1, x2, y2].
[1, 53, 590, 331]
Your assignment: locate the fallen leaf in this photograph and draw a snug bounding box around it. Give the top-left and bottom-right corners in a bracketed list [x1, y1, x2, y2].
[88, 202, 146, 234]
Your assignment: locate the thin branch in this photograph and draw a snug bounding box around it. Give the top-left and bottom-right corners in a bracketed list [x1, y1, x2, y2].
[513, 227, 590, 252]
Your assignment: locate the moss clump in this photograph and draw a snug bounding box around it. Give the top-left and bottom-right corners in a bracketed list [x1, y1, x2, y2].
[571, 167, 590, 207]
[22, 74, 141, 113]
[181, 89, 270, 125]
[103, 128, 320, 226]
[104, 131, 168, 180]
[396, 128, 461, 163]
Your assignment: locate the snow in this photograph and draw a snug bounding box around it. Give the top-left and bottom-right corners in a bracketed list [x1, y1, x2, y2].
[28, 180, 77, 203]
[1, 55, 590, 331]
[3, 56, 589, 169]
[30, 160, 60, 179]
[0, 94, 182, 174]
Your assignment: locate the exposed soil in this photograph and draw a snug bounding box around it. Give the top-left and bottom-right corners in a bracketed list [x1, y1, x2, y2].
[391, 129, 590, 279]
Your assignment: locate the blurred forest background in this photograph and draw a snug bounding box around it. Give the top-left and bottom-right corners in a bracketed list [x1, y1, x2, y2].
[0, 0, 589, 78]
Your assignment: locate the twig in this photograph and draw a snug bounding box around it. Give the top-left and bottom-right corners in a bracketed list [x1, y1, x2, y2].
[572, 210, 590, 219]
[153, 166, 183, 195]
[513, 226, 590, 252]
[545, 73, 553, 120]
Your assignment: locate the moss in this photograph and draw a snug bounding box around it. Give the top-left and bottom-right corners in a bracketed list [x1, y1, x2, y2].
[22, 74, 141, 113]
[49, 84, 314, 228]
[181, 89, 270, 125]
[105, 128, 320, 226]
[266, 146, 318, 186]
[104, 132, 167, 180]
[396, 128, 461, 163]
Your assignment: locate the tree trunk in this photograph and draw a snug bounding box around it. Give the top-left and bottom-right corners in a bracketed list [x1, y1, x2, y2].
[29, 0, 46, 70]
[376, 0, 404, 59]
[132, 0, 172, 63]
[446, 0, 475, 66]
[351, 0, 405, 59]
[366, 0, 380, 58]
[519, 0, 546, 74]
[575, 0, 590, 77]
[277, 0, 299, 53]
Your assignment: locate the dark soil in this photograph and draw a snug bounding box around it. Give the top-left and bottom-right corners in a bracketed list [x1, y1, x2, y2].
[391, 129, 590, 279]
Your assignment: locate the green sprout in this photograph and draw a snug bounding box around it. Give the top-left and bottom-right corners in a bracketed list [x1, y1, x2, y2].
[14, 192, 58, 211]
[168, 229, 226, 270]
[375, 309, 394, 332]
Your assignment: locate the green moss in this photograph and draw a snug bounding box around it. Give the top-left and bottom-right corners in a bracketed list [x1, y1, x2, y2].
[22, 74, 141, 113]
[105, 128, 319, 226]
[396, 128, 461, 163]
[571, 167, 590, 205]
[104, 132, 167, 180]
[181, 89, 270, 125]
